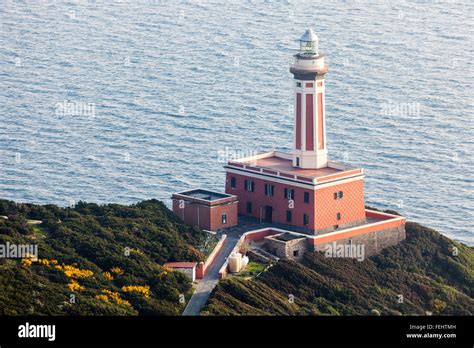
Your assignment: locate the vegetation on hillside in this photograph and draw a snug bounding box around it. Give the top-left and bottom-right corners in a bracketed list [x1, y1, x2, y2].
[202, 222, 474, 315]
[0, 199, 213, 315]
[1, 199, 471, 317]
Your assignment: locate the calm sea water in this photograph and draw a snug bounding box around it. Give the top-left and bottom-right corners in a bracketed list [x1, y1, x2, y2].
[1, 1, 472, 245]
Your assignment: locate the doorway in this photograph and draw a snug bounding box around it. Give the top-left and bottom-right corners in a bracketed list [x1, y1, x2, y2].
[264, 206, 273, 223]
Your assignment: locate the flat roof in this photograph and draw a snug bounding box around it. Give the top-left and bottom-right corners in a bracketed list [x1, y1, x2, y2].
[226, 151, 362, 184]
[178, 189, 232, 201]
[244, 156, 340, 178]
[272, 233, 306, 242]
[164, 262, 197, 268]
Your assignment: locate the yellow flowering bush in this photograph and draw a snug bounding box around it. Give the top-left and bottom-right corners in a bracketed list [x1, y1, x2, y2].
[67, 280, 85, 292]
[95, 294, 109, 302]
[56, 265, 93, 279]
[21, 258, 60, 267]
[96, 289, 131, 306]
[121, 285, 150, 298]
[103, 271, 114, 281]
[111, 267, 124, 276]
[36, 259, 58, 266]
[21, 258, 32, 267]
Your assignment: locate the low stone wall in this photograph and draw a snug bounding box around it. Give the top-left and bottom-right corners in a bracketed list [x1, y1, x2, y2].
[316, 218, 367, 235]
[263, 235, 307, 260]
[308, 210, 406, 248]
[313, 224, 406, 257]
[196, 234, 227, 279]
[218, 261, 228, 279]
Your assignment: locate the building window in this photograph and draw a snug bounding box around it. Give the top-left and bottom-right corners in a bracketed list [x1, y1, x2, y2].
[336, 212, 341, 221]
[284, 188, 295, 200]
[222, 213, 227, 224]
[303, 213, 309, 225]
[230, 176, 236, 189]
[246, 201, 252, 214]
[306, 83, 313, 88]
[286, 210, 292, 222]
[304, 192, 310, 203]
[245, 179, 255, 192]
[293, 250, 299, 257]
[296, 157, 300, 167]
[296, 82, 302, 87]
[334, 191, 344, 199]
[265, 184, 274, 196]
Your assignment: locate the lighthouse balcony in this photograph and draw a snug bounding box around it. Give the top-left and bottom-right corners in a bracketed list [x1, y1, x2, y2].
[290, 62, 329, 76]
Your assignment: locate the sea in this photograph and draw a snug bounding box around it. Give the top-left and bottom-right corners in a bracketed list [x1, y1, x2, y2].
[1, 0, 472, 245]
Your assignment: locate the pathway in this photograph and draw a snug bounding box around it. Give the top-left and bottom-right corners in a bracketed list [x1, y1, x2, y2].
[182, 235, 239, 315]
[182, 217, 275, 316]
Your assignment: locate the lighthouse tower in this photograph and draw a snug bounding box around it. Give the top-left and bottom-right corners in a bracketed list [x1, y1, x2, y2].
[290, 28, 329, 169]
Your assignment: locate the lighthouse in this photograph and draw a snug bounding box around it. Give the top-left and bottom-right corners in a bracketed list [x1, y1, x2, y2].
[290, 28, 329, 169]
[173, 28, 407, 262]
[222, 28, 368, 234]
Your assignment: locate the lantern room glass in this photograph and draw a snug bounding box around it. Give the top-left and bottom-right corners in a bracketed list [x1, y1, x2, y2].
[300, 40, 318, 56]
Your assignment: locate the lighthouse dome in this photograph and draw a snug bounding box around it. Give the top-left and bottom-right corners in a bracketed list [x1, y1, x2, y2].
[299, 28, 319, 56]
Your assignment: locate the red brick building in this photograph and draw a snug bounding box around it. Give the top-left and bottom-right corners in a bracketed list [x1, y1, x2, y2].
[171, 189, 238, 231]
[225, 153, 366, 235]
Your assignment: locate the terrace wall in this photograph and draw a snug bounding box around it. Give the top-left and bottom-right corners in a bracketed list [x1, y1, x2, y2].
[196, 234, 227, 279]
[313, 224, 406, 257]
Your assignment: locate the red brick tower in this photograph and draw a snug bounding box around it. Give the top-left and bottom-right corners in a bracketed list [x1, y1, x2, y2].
[290, 28, 329, 169]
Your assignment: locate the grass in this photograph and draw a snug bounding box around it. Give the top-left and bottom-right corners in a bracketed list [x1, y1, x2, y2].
[30, 225, 47, 239]
[235, 261, 268, 278]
